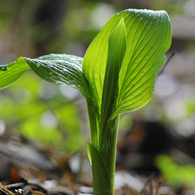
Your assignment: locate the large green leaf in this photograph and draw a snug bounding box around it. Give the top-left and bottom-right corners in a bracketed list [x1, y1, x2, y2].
[82, 9, 172, 119]
[0, 54, 90, 98]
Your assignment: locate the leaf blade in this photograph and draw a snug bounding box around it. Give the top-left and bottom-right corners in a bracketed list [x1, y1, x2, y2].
[82, 15, 123, 112]
[111, 10, 172, 118]
[0, 54, 90, 98]
[83, 9, 172, 118]
[0, 57, 30, 89]
[100, 18, 126, 152]
[101, 18, 126, 119]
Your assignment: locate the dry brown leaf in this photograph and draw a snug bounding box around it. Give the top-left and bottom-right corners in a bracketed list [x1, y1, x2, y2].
[30, 188, 46, 195]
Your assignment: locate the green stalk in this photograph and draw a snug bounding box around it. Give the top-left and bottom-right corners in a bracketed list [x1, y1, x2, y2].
[106, 116, 119, 192]
[87, 19, 126, 195]
[87, 100, 112, 195]
[87, 95, 120, 195]
[87, 108, 119, 195]
[100, 116, 120, 195]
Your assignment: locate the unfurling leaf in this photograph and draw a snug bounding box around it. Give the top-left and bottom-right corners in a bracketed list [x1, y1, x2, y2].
[82, 9, 172, 119]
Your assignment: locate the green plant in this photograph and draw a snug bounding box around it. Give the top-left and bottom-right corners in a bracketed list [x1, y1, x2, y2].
[0, 9, 172, 195]
[156, 155, 195, 188]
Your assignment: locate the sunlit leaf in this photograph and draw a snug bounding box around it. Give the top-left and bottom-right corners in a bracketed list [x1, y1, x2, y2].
[82, 9, 172, 119]
[100, 19, 126, 154]
[101, 18, 126, 124]
[0, 54, 90, 98]
[113, 10, 172, 119]
[0, 58, 30, 89]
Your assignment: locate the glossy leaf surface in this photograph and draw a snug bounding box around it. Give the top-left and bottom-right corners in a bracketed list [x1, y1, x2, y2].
[0, 54, 90, 98]
[82, 9, 172, 119]
[0, 57, 30, 89]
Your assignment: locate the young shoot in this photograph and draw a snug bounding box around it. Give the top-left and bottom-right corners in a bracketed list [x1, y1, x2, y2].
[0, 9, 172, 195]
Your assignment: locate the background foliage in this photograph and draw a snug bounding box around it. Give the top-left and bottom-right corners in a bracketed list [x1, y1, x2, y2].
[0, 0, 195, 190]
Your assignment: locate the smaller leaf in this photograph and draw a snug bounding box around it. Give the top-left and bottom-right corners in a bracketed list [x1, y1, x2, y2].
[87, 143, 112, 195]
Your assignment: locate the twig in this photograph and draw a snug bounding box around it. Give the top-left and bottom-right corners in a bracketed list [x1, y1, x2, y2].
[4, 182, 26, 191]
[154, 178, 163, 195]
[5, 179, 47, 194]
[4, 180, 75, 195]
[158, 50, 176, 76]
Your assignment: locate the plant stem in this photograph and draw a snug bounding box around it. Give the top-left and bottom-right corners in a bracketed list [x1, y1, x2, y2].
[87, 100, 119, 195]
[100, 116, 119, 195]
[107, 116, 119, 192]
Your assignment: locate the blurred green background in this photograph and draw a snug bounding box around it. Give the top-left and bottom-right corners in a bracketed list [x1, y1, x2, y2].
[0, 0, 195, 189]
